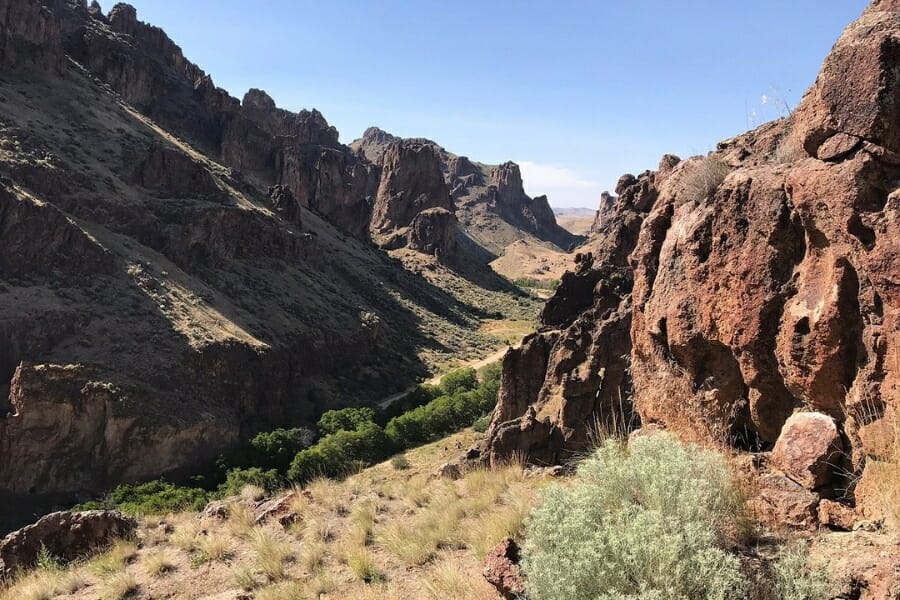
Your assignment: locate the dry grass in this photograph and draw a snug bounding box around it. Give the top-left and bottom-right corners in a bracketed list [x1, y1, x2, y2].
[227, 502, 257, 539]
[771, 133, 806, 164]
[250, 528, 293, 581]
[861, 407, 900, 532]
[342, 544, 382, 583]
[142, 550, 176, 576]
[99, 572, 138, 600]
[682, 155, 730, 204]
[0, 430, 549, 599]
[89, 539, 138, 577]
[421, 553, 497, 600]
[0, 567, 88, 600]
[170, 519, 203, 552]
[195, 534, 232, 563]
[240, 484, 267, 503]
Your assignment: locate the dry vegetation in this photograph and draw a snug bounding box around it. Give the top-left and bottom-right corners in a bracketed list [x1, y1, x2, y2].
[0, 430, 549, 600]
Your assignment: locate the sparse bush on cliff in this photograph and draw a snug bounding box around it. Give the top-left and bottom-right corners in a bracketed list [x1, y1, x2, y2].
[521, 433, 746, 600]
[683, 155, 730, 203]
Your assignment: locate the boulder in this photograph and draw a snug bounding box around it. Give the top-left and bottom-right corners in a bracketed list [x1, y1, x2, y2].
[771, 412, 844, 490]
[482, 537, 525, 600]
[0, 510, 136, 576]
[818, 499, 858, 531]
[754, 473, 820, 530]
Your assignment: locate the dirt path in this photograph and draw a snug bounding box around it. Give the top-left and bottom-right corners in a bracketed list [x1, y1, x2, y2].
[377, 345, 514, 409]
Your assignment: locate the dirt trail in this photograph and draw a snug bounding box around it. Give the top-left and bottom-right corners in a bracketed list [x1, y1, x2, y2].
[378, 345, 514, 409]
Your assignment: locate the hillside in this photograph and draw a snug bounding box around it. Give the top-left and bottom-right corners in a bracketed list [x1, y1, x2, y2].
[0, 0, 540, 526]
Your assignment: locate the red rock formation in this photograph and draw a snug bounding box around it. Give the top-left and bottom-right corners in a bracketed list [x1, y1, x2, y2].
[482, 537, 525, 599]
[480, 1, 900, 520]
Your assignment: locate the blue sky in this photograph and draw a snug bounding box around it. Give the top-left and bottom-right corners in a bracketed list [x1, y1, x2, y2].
[123, 1, 867, 207]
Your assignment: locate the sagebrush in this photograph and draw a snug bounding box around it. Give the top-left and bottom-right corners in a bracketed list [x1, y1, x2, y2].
[521, 433, 746, 600]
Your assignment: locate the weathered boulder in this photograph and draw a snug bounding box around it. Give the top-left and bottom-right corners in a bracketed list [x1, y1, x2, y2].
[754, 473, 820, 530]
[0, 510, 135, 576]
[482, 537, 525, 600]
[771, 412, 844, 490]
[818, 499, 858, 531]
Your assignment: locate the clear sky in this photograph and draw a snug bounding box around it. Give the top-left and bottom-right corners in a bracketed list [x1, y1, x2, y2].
[122, 1, 867, 208]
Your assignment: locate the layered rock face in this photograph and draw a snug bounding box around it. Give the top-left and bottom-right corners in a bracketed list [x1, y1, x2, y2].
[0, 0, 61, 67]
[370, 141, 457, 257]
[480, 0, 900, 516]
[353, 127, 583, 256]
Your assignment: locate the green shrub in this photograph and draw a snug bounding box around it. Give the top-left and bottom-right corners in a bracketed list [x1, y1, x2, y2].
[288, 422, 390, 483]
[521, 434, 746, 600]
[384, 367, 500, 449]
[772, 543, 831, 600]
[378, 384, 441, 424]
[100, 480, 211, 516]
[218, 467, 282, 497]
[473, 414, 492, 433]
[317, 407, 378, 436]
[440, 368, 478, 396]
[218, 427, 314, 474]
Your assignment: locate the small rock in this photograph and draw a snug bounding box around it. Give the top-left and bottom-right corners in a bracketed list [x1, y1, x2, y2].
[483, 537, 525, 599]
[754, 473, 820, 530]
[199, 500, 230, 520]
[434, 461, 463, 479]
[771, 412, 843, 490]
[254, 493, 298, 527]
[818, 499, 857, 531]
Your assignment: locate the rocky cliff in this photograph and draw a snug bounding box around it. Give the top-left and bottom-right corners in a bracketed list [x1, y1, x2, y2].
[0, 0, 524, 525]
[353, 126, 583, 257]
[479, 0, 900, 521]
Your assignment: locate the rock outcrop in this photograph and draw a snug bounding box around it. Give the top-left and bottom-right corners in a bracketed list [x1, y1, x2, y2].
[370, 141, 457, 256]
[353, 126, 583, 255]
[0, 510, 135, 577]
[478, 0, 900, 521]
[483, 537, 525, 600]
[0, 0, 61, 67]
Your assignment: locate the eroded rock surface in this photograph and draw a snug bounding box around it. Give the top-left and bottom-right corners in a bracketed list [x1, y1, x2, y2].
[479, 1, 900, 523]
[0, 510, 135, 577]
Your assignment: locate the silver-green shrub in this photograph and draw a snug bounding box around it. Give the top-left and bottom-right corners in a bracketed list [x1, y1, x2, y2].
[772, 543, 830, 600]
[521, 433, 746, 600]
